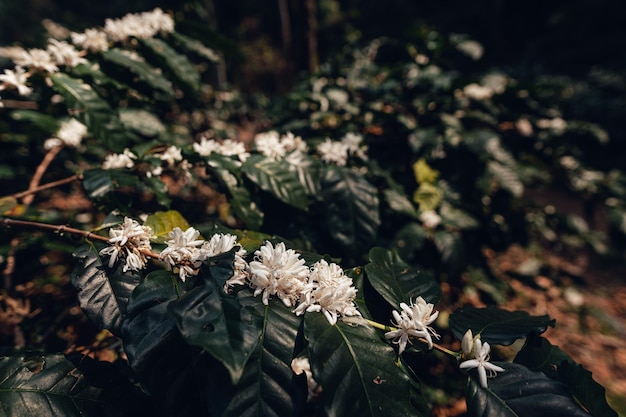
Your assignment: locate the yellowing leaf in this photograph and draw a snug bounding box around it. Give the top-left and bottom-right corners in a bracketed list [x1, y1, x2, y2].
[413, 182, 443, 211]
[0, 197, 18, 215]
[144, 210, 193, 243]
[413, 158, 439, 184]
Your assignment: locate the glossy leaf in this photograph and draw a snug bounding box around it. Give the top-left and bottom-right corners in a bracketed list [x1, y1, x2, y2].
[364, 247, 442, 308]
[139, 37, 202, 93]
[207, 154, 264, 230]
[465, 362, 591, 417]
[242, 154, 309, 211]
[119, 108, 166, 138]
[82, 168, 138, 199]
[10, 109, 59, 134]
[50, 72, 133, 152]
[304, 314, 426, 417]
[515, 335, 618, 417]
[71, 244, 142, 335]
[321, 165, 380, 254]
[449, 306, 555, 346]
[0, 353, 104, 417]
[383, 188, 420, 219]
[169, 32, 220, 63]
[222, 291, 304, 417]
[101, 48, 175, 101]
[121, 270, 204, 416]
[169, 256, 263, 384]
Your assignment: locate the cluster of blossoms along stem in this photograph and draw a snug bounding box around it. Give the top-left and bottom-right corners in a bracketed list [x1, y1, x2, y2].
[253, 131, 308, 160]
[193, 136, 251, 162]
[43, 118, 88, 150]
[225, 241, 361, 326]
[0, 8, 176, 100]
[98, 219, 360, 326]
[458, 329, 505, 388]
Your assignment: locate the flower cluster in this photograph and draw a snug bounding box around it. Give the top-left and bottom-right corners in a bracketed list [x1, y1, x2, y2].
[225, 241, 360, 326]
[316, 133, 368, 166]
[193, 136, 250, 162]
[294, 259, 360, 326]
[103, 8, 174, 43]
[160, 229, 247, 282]
[99, 217, 153, 272]
[253, 131, 308, 160]
[102, 148, 138, 170]
[384, 297, 440, 354]
[458, 329, 505, 388]
[44, 118, 88, 150]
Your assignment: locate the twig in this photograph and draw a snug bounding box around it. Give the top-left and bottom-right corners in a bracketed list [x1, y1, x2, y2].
[22, 145, 64, 206]
[0, 217, 161, 260]
[8, 174, 82, 200]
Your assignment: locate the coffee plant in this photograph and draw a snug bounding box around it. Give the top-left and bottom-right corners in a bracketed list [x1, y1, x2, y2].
[0, 7, 619, 417]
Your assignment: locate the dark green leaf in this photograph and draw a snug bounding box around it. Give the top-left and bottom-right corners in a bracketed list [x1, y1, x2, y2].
[71, 244, 141, 335]
[206, 154, 264, 229]
[242, 154, 309, 211]
[119, 108, 166, 138]
[449, 306, 555, 346]
[223, 291, 304, 417]
[515, 335, 618, 417]
[465, 362, 591, 417]
[139, 37, 202, 93]
[169, 257, 263, 384]
[101, 48, 175, 101]
[304, 314, 426, 417]
[50, 72, 134, 152]
[383, 188, 420, 219]
[121, 270, 204, 416]
[10, 110, 59, 134]
[0, 353, 104, 416]
[82, 168, 138, 199]
[169, 32, 221, 63]
[439, 202, 480, 230]
[364, 247, 441, 308]
[322, 165, 380, 254]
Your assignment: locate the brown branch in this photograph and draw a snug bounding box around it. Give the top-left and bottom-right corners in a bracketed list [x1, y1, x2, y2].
[22, 145, 64, 206]
[0, 217, 161, 260]
[9, 174, 82, 200]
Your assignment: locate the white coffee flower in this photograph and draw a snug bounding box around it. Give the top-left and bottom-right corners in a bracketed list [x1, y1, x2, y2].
[459, 332, 505, 388]
[159, 227, 206, 282]
[341, 132, 368, 160]
[13, 48, 58, 73]
[71, 29, 109, 53]
[317, 138, 349, 166]
[99, 217, 153, 272]
[47, 39, 87, 67]
[419, 210, 441, 229]
[193, 137, 221, 157]
[293, 260, 360, 326]
[104, 8, 174, 43]
[102, 148, 137, 169]
[254, 131, 286, 160]
[385, 296, 440, 354]
[281, 132, 308, 153]
[0, 66, 32, 96]
[159, 145, 183, 166]
[196, 233, 249, 292]
[463, 83, 493, 101]
[219, 139, 250, 161]
[248, 241, 309, 307]
[44, 118, 88, 149]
